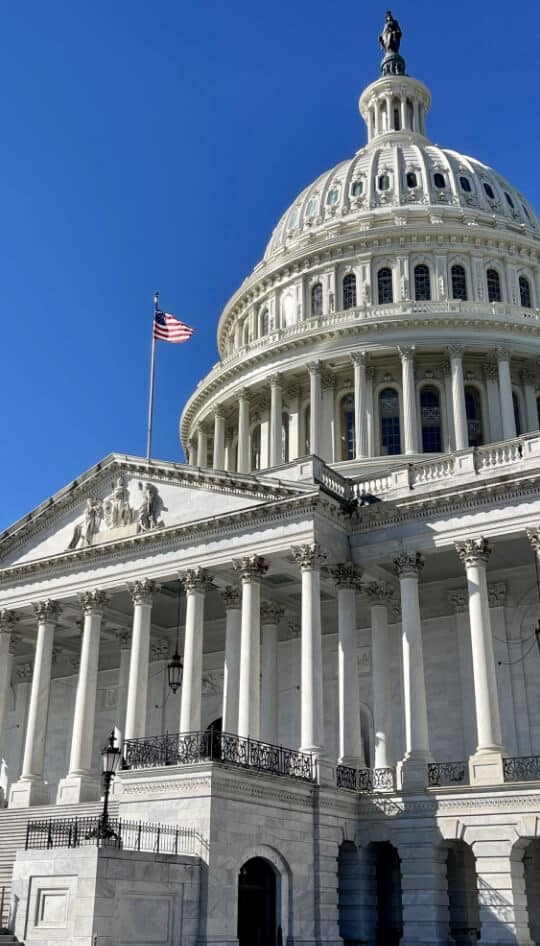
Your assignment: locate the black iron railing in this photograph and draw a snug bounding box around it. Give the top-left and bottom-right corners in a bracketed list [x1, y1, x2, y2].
[123, 730, 315, 782]
[25, 816, 206, 855]
[336, 765, 395, 792]
[0, 886, 8, 931]
[428, 761, 468, 787]
[503, 755, 540, 782]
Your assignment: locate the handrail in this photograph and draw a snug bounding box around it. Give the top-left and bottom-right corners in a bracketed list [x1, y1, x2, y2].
[25, 816, 207, 856]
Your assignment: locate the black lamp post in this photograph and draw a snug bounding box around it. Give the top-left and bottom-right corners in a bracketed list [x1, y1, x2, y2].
[96, 730, 121, 840]
[168, 582, 183, 694]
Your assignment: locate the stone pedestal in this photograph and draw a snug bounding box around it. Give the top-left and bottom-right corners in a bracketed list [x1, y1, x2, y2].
[468, 748, 504, 786]
[56, 772, 101, 805]
[9, 774, 51, 808]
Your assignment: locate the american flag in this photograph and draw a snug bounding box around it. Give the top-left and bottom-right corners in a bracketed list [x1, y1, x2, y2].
[153, 310, 195, 343]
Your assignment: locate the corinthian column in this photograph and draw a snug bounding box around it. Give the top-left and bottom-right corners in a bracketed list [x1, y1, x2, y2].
[124, 580, 156, 741]
[234, 556, 268, 740]
[456, 538, 505, 785]
[292, 544, 326, 755]
[220, 587, 241, 734]
[237, 389, 250, 474]
[329, 564, 363, 766]
[179, 568, 214, 733]
[57, 590, 107, 804]
[448, 345, 468, 450]
[394, 553, 431, 791]
[213, 408, 225, 470]
[308, 362, 322, 456]
[269, 374, 283, 467]
[352, 353, 368, 459]
[496, 347, 517, 440]
[0, 610, 18, 802]
[260, 602, 284, 745]
[10, 600, 62, 808]
[365, 582, 394, 778]
[399, 347, 418, 454]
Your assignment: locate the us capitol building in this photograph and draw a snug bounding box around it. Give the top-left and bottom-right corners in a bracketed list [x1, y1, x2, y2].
[1, 14, 540, 946]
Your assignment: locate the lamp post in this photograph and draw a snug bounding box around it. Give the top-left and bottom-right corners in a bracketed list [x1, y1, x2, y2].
[94, 730, 121, 841]
[167, 582, 184, 694]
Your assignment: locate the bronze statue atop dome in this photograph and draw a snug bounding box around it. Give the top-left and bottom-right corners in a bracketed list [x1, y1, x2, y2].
[379, 11, 406, 76]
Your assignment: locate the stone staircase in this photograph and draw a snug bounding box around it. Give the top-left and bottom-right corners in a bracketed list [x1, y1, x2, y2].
[0, 799, 118, 933]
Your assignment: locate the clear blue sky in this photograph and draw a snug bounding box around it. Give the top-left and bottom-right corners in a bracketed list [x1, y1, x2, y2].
[1, 1, 538, 531]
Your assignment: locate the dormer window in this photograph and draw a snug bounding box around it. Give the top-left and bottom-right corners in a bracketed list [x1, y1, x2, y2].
[351, 180, 364, 197]
[504, 192, 515, 209]
[483, 182, 496, 200]
[406, 172, 418, 188]
[327, 187, 340, 206]
[433, 172, 446, 189]
[305, 197, 318, 218]
[460, 176, 472, 193]
[378, 174, 391, 191]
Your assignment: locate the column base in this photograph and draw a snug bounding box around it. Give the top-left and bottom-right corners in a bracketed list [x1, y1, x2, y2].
[56, 772, 101, 805]
[468, 748, 505, 786]
[397, 755, 430, 792]
[315, 757, 337, 786]
[9, 776, 50, 808]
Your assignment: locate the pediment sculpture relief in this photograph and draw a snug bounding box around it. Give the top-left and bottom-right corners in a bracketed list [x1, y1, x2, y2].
[67, 478, 167, 550]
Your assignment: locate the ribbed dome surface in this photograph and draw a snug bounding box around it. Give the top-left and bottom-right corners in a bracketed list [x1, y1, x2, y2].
[264, 141, 540, 262]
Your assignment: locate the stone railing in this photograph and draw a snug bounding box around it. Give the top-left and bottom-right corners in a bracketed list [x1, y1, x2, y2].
[312, 457, 351, 501]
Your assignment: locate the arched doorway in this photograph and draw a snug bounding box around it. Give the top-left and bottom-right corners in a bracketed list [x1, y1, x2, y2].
[371, 842, 403, 946]
[444, 841, 481, 946]
[238, 857, 278, 946]
[522, 839, 540, 944]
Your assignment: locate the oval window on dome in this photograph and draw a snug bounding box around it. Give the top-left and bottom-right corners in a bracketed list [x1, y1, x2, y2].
[406, 172, 418, 188]
[288, 207, 300, 229]
[483, 182, 496, 200]
[351, 180, 364, 197]
[378, 174, 391, 191]
[305, 197, 318, 218]
[327, 187, 340, 206]
[504, 192, 515, 209]
[460, 176, 472, 193]
[433, 172, 446, 189]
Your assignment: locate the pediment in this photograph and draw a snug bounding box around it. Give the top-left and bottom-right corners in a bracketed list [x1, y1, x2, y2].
[0, 455, 302, 569]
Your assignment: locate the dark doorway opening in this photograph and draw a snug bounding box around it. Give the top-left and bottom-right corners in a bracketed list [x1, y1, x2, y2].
[523, 839, 540, 945]
[206, 716, 222, 760]
[373, 842, 403, 946]
[238, 857, 278, 946]
[445, 841, 481, 946]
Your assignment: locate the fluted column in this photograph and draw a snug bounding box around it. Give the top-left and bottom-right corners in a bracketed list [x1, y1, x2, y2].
[269, 374, 283, 467]
[352, 353, 368, 459]
[308, 362, 322, 456]
[456, 538, 505, 784]
[213, 408, 225, 470]
[220, 587, 241, 734]
[196, 426, 208, 467]
[10, 600, 61, 807]
[237, 389, 250, 473]
[292, 544, 326, 755]
[496, 348, 517, 440]
[329, 564, 363, 766]
[179, 568, 213, 733]
[365, 582, 394, 776]
[124, 580, 156, 741]
[399, 347, 418, 454]
[260, 602, 284, 745]
[448, 345, 468, 450]
[57, 590, 107, 803]
[394, 553, 431, 790]
[0, 611, 18, 801]
[234, 556, 268, 740]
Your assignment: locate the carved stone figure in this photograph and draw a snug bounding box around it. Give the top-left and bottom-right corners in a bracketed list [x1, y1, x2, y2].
[104, 476, 132, 528]
[137, 482, 166, 533]
[67, 498, 103, 550]
[379, 11, 402, 54]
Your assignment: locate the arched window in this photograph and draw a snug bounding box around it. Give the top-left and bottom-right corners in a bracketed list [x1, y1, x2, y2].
[483, 182, 496, 200]
[406, 171, 418, 188]
[281, 412, 289, 463]
[343, 273, 357, 309]
[420, 386, 442, 453]
[377, 267, 393, 304]
[304, 405, 311, 455]
[260, 308, 270, 336]
[351, 179, 364, 197]
[340, 395, 355, 460]
[487, 269, 502, 302]
[250, 425, 261, 470]
[465, 387, 483, 447]
[379, 388, 401, 455]
[460, 176, 472, 193]
[327, 187, 340, 206]
[433, 172, 446, 189]
[311, 283, 323, 316]
[512, 392, 522, 436]
[505, 192, 515, 209]
[519, 275, 532, 308]
[378, 174, 390, 191]
[451, 264, 468, 301]
[414, 264, 431, 301]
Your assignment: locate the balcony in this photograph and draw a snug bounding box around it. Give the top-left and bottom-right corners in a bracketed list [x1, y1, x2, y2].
[428, 756, 540, 788]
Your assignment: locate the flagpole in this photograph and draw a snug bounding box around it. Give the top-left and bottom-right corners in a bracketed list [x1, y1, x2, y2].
[146, 291, 159, 461]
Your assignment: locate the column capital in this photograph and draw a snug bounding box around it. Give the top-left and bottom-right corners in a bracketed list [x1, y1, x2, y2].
[220, 585, 241, 610]
[527, 526, 540, 558]
[0, 608, 19, 634]
[79, 589, 109, 616]
[321, 369, 336, 390]
[488, 581, 507, 608]
[291, 543, 327, 571]
[115, 629, 132, 650]
[261, 601, 284, 625]
[33, 599, 62, 624]
[456, 537, 491, 567]
[233, 555, 269, 582]
[350, 351, 367, 367]
[393, 552, 424, 578]
[129, 579, 158, 606]
[447, 344, 464, 359]
[398, 345, 415, 362]
[238, 386, 250, 402]
[287, 619, 300, 638]
[363, 580, 395, 606]
[328, 562, 361, 590]
[214, 405, 225, 419]
[179, 567, 214, 594]
[269, 373, 282, 389]
[448, 589, 468, 613]
[495, 345, 510, 363]
[307, 360, 321, 376]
